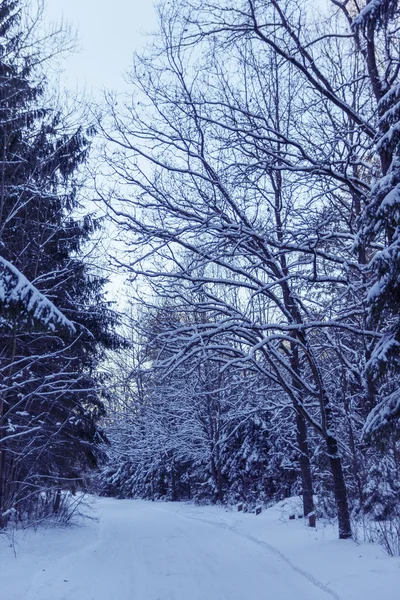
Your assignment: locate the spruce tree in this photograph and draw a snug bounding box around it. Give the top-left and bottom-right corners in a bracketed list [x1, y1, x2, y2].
[350, 0, 400, 436]
[0, 0, 119, 525]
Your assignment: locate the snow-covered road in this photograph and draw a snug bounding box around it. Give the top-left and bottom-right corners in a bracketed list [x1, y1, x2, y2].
[1, 497, 399, 600]
[13, 498, 331, 600]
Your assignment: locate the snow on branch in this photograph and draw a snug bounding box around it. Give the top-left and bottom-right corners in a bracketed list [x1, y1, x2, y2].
[0, 255, 76, 334]
[363, 390, 400, 437]
[352, 0, 398, 30]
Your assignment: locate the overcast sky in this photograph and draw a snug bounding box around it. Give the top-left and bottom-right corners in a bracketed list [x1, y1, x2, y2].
[41, 1, 160, 300]
[44, 0, 158, 94]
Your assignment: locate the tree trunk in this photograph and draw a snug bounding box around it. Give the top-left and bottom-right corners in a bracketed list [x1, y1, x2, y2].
[290, 347, 316, 528]
[326, 434, 352, 539]
[296, 409, 316, 527]
[171, 459, 177, 501]
[53, 489, 62, 514]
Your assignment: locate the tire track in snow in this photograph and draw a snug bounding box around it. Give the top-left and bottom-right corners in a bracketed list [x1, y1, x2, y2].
[174, 509, 341, 600]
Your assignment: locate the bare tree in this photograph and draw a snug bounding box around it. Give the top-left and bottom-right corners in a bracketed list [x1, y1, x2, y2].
[99, 0, 400, 538]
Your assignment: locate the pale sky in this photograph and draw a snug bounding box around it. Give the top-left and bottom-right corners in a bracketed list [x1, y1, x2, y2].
[41, 1, 159, 302]
[44, 0, 158, 94]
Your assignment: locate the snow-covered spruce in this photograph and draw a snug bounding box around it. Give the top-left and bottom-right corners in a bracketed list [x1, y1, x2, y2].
[0, 255, 75, 333]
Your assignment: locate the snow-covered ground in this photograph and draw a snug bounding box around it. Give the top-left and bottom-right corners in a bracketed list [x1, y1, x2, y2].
[0, 497, 399, 599]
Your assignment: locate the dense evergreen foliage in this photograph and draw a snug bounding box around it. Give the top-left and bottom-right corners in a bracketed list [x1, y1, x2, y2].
[0, 0, 119, 526]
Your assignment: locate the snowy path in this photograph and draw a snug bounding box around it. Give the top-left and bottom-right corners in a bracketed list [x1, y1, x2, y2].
[11, 498, 332, 600]
[2, 497, 399, 600]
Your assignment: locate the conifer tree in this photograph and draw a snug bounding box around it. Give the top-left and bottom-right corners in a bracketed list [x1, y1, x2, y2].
[0, 0, 119, 526]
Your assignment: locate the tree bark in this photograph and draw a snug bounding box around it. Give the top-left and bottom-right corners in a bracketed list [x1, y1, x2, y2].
[326, 434, 352, 539]
[296, 409, 316, 527]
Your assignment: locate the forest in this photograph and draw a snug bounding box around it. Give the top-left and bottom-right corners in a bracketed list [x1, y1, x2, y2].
[1, 0, 400, 555]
